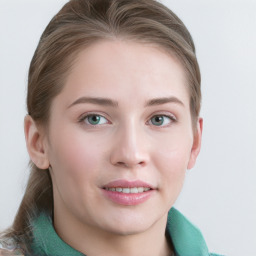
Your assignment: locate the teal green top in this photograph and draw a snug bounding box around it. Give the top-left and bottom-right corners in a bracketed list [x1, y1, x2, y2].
[30, 208, 223, 256]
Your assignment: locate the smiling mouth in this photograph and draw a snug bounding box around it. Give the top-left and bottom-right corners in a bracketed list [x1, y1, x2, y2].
[101, 179, 155, 205]
[102, 186, 154, 206]
[103, 187, 151, 193]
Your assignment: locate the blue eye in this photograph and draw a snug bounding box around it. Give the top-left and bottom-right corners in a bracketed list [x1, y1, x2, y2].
[150, 115, 174, 126]
[83, 115, 108, 125]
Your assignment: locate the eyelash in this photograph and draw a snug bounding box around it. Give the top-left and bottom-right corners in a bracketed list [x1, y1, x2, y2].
[147, 114, 177, 127]
[78, 113, 177, 127]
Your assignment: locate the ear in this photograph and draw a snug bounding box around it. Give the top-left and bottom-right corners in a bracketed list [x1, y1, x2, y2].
[24, 115, 50, 169]
[187, 117, 203, 170]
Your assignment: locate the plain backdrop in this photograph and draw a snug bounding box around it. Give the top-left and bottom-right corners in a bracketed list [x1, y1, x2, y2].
[0, 0, 255, 255]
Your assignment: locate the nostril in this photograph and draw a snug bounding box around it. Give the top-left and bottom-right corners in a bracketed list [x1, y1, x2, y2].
[116, 162, 129, 167]
[115, 161, 145, 168]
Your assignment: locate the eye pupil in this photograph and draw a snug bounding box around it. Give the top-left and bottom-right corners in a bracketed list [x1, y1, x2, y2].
[88, 115, 100, 124]
[152, 116, 164, 126]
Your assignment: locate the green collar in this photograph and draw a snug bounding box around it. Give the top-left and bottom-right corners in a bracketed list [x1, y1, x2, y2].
[30, 208, 211, 256]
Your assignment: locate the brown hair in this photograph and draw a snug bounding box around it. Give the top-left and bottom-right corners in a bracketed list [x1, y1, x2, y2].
[1, 0, 201, 250]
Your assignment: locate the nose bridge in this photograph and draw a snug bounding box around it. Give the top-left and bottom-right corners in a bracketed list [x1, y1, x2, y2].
[110, 117, 148, 168]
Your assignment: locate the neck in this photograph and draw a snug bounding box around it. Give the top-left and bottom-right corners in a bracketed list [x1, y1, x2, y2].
[54, 209, 173, 256]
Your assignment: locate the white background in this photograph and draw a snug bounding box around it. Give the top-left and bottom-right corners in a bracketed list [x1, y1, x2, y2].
[0, 0, 255, 255]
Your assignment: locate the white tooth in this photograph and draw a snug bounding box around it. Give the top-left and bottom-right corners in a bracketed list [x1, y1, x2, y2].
[122, 188, 130, 193]
[130, 187, 138, 193]
[106, 187, 150, 193]
[138, 187, 144, 193]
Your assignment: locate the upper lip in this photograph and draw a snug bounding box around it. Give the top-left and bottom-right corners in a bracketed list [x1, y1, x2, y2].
[102, 179, 156, 189]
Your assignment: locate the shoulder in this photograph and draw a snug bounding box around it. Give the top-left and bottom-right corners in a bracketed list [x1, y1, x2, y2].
[167, 208, 226, 256]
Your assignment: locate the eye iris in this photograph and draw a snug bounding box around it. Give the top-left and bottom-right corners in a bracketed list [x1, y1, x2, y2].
[152, 116, 164, 126]
[88, 115, 101, 125]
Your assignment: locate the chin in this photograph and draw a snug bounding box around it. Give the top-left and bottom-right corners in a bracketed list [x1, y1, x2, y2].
[98, 211, 158, 236]
[104, 223, 150, 236]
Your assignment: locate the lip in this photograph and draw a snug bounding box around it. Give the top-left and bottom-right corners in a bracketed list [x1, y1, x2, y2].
[101, 179, 156, 206]
[103, 179, 155, 189]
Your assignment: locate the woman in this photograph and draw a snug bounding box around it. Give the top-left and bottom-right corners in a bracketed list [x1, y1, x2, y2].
[0, 0, 222, 255]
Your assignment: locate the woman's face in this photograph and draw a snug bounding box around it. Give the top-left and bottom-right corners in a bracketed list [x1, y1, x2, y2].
[44, 40, 202, 235]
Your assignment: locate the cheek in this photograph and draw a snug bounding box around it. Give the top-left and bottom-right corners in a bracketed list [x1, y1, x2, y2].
[48, 127, 105, 203]
[50, 126, 102, 175]
[152, 132, 192, 194]
[48, 127, 110, 219]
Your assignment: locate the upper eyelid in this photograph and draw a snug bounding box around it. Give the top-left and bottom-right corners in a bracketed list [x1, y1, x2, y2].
[78, 111, 177, 123]
[148, 111, 177, 120]
[78, 114, 110, 127]
[78, 111, 111, 122]
[147, 114, 176, 125]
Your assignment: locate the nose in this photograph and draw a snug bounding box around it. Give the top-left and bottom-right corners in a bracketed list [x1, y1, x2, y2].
[110, 121, 149, 169]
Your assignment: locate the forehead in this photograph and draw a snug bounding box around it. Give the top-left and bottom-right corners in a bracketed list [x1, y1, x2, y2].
[58, 39, 189, 108]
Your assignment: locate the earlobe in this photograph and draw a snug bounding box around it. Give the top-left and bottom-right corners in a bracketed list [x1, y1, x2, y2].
[24, 115, 50, 169]
[187, 118, 203, 170]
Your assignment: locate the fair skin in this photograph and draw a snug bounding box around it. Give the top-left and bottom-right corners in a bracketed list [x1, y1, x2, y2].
[25, 40, 202, 256]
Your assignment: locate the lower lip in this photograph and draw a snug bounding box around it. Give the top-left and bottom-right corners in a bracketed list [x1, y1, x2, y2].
[102, 189, 154, 206]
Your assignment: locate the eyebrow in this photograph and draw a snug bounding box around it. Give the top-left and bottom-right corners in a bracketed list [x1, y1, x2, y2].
[145, 97, 184, 107]
[68, 96, 184, 108]
[68, 97, 119, 108]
